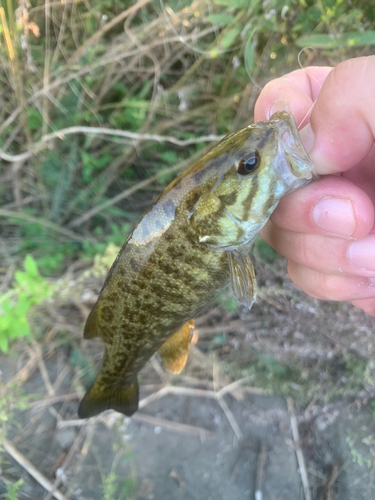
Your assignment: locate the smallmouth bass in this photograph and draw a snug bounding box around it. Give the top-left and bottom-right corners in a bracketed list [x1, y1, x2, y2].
[78, 111, 313, 419]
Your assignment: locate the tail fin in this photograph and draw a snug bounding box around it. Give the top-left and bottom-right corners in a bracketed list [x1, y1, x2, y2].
[78, 377, 139, 418]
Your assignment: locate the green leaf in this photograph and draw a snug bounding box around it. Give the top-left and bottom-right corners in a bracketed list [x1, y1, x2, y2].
[206, 14, 235, 24]
[0, 335, 9, 353]
[0, 314, 11, 330]
[1, 298, 12, 315]
[220, 26, 242, 50]
[296, 31, 375, 49]
[213, 0, 249, 6]
[16, 293, 31, 317]
[14, 318, 31, 338]
[244, 31, 257, 77]
[24, 255, 39, 279]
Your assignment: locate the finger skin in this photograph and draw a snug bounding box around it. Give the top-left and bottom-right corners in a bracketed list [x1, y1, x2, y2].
[256, 57, 375, 176]
[254, 66, 332, 125]
[262, 222, 375, 278]
[309, 57, 375, 174]
[255, 57, 375, 314]
[268, 175, 374, 239]
[286, 261, 375, 302]
[350, 298, 375, 317]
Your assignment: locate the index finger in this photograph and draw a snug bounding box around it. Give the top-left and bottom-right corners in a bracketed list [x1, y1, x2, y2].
[254, 66, 332, 125]
[255, 57, 375, 176]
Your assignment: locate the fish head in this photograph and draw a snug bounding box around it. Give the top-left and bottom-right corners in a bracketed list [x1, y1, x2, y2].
[190, 111, 314, 249]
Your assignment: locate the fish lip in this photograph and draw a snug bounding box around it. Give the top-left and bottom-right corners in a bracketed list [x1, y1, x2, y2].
[269, 111, 314, 184]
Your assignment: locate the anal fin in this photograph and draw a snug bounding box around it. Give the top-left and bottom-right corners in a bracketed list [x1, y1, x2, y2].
[227, 250, 257, 310]
[158, 320, 194, 374]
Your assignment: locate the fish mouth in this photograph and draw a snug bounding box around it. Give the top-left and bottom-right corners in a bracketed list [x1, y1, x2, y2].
[270, 111, 315, 186]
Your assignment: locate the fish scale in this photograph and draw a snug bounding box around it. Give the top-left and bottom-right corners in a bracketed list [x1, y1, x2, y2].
[78, 111, 314, 419]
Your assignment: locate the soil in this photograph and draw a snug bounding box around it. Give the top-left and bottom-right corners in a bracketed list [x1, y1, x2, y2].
[1, 256, 375, 500]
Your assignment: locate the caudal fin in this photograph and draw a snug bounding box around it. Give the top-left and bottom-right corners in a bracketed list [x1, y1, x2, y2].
[78, 377, 139, 418]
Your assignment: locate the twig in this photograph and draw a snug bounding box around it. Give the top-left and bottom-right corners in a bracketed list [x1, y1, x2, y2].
[287, 398, 312, 500]
[68, 148, 207, 228]
[132, 413, 214, 439]
[214, 364, 243, 440]
[195, 320, 263, 336]
[366, 466, 374, 500]
[44, 427, 87, 500]
[0, 125, 224, 163]
[324, 464, 339, 500]
[33, 344, 55, 397]
[217, 394, 242, 440]
[230, 437, 252, 480]
[0, 208, 95, 242]
[12, 351, 39, 383]
[255, 440, 268, 500]
[2, 439, 68, 500]
[65, 0, 154, 67]
[29, 392, 83, 408]
[0, 261, 14, 294]
[0, 27, 218, 138]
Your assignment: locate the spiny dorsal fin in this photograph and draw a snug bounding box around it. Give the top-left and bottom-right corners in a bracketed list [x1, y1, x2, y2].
[158, 320, 194, 374]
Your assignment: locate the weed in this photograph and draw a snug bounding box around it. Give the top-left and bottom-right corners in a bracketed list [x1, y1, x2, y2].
[217, 292, 238, 313]
[0, 382, 29, 441]
[3, 479, 24, 500]
[102, 471, 137, 500]
[0, 255, 54, 352]
[346, 431, 375, 469]
[222, 348, 313, 403]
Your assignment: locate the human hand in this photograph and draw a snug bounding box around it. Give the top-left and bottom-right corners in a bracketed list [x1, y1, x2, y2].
[255, 56, 375, 316]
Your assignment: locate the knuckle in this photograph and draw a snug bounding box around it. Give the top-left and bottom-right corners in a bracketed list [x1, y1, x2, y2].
[319, 273, 341, 300]
[296, 233, 315, 270]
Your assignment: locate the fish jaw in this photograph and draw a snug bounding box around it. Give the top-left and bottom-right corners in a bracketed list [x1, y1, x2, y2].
[270, 111, 314, 191]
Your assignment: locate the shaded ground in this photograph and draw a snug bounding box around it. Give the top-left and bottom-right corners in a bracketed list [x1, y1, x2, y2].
[1, 257, 375, 500]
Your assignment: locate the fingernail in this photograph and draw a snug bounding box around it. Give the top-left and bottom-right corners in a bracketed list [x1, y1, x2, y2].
[267, 99, 289, 119]
[349, 235, 375, 271]
[312, 198, 355, 237]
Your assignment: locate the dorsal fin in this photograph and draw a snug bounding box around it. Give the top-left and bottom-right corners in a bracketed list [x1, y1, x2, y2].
[83, 306, 100, 339]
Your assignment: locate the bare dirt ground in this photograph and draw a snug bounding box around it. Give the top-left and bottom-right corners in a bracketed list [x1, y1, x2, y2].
[1, 255, 375, 500]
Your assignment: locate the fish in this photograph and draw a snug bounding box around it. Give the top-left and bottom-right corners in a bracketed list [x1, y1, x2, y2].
[78, 111, 313, 419]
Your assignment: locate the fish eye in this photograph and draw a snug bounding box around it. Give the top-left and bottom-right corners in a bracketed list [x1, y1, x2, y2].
[237, 150, 260, 176]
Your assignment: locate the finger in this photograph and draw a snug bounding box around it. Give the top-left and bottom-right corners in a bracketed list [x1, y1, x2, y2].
[342, 143, 375, 207]
[254, 66, 332, 124]
[287, 260, 375, 302]
[269, 175, 374, 239]
[262, 222, 375, 278]
[350, 298, 375, 317]
[308, 56, 375, 175]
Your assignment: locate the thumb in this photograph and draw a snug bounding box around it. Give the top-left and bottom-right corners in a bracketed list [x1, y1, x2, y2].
[305, 56, 375, 175]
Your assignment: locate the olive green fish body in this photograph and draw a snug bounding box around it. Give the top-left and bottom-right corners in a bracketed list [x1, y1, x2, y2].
[78, 112, 314, 418]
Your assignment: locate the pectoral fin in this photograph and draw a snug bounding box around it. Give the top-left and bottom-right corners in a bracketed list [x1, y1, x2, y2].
[158, 320, 194, 374]
[228, 251, 257, 309]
